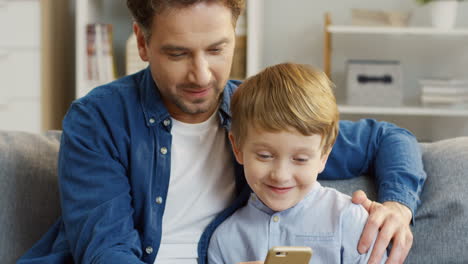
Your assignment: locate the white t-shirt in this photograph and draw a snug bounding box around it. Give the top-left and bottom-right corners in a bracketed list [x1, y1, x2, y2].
[154, 112, 236, 264]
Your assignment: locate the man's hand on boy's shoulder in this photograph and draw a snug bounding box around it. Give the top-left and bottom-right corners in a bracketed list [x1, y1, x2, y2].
[352, 190, 413, 264]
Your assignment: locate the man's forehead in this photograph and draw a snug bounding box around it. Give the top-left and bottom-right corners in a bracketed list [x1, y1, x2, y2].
[151, 4, 235, 48]
[161, 37, 230, 51]
[151, 1, 234, 32]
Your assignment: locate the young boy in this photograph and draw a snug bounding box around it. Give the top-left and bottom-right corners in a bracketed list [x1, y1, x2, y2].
[207, 63, 387, 263]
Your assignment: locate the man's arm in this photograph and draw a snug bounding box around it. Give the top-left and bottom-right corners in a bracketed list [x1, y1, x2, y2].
[58, 102, 145, 264]
[319, 119, 427, 263]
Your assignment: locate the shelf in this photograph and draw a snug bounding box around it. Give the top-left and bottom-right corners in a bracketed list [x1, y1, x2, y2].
[338, 104, 468, 117]
[327, 25, 468, 36]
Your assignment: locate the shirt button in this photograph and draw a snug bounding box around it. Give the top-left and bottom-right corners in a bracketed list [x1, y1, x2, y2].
[163, 119, 171, 126]
[145, 246, 153, 254]
[273, 216, 280, 222]
[155, 196, 163, 204]
[149, 118, 155, 124]
[160, 147, 168, 155]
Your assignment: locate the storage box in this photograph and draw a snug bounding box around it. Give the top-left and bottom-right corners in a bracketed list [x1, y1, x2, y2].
[346, 60, 403, 106]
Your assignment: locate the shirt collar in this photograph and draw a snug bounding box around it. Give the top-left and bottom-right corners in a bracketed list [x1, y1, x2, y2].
[248, 182, 322, 216]
[139, 67, 171, 127]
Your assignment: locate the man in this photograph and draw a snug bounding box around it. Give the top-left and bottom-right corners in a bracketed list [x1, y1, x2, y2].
[18, 1, 425, 264]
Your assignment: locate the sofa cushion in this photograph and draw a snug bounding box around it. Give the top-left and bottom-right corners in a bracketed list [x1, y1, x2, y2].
[323, 137, 468, 263]
[2, 130, 467, 263]
[409, 137, 468, 263]
[0, 130, 62, 264]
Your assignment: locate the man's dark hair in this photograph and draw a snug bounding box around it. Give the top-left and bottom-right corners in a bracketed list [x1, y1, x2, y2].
[127, 0, 245, 40]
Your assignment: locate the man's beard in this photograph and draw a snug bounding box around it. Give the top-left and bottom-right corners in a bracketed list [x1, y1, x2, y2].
[173, 80, 222, 114]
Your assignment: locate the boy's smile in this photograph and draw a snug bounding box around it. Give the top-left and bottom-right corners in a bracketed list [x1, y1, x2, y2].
[230, 127, 330, 212]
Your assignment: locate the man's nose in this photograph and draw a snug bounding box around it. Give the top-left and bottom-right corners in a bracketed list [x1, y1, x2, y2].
[188, 54, 212, 87]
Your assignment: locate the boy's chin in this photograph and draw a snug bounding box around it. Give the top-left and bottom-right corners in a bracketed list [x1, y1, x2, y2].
[265, 200, 298, 212]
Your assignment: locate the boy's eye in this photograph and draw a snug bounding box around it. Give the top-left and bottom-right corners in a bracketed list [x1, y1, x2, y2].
[293, 157, 309, 163]
[256, 152, 273, 160]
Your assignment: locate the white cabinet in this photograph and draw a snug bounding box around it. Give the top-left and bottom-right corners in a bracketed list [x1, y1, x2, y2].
[0, 0, 41, 133]
[324, 16, 468, 141]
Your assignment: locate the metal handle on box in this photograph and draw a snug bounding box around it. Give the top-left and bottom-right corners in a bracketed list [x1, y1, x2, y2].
[357, 74, 393, 84]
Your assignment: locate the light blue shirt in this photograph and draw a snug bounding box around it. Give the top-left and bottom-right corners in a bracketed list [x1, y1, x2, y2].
[208, 182, 387, 264]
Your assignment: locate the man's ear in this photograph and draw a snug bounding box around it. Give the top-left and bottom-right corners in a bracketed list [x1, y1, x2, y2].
[133, 22, 149, 62]
[228, 133, 244, 164]
[318, 148, 331, 174]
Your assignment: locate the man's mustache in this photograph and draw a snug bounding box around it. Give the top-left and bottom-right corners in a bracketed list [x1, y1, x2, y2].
[177, 81, 218, 90]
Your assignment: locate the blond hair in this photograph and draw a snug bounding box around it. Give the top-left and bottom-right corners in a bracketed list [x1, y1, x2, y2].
[230, 62, 339, 155]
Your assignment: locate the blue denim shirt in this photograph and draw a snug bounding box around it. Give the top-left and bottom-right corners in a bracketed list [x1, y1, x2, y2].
[18, 68, 426, 264]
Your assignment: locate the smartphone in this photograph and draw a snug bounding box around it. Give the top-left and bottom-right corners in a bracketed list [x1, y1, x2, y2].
[264, 246, 312, 264]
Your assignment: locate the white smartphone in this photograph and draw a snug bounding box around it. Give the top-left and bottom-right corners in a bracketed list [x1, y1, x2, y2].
[264, 246, 313, 264]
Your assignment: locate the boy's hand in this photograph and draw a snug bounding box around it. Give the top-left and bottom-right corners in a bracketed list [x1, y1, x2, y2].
[352, 190, 413, 264]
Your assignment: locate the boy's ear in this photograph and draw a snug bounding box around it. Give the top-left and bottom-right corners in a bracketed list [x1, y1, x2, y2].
[318, 148, 331, 174]
[228, 133, 244, 164]
[133, 22, 149, 62]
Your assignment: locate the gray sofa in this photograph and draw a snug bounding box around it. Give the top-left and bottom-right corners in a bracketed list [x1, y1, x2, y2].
[1, 130, 467, 264]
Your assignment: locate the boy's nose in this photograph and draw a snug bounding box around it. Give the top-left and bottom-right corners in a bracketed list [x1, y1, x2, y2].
[270, 161, 290, 184]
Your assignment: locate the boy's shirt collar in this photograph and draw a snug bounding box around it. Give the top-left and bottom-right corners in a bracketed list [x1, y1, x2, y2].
[248, 182, 322, 216]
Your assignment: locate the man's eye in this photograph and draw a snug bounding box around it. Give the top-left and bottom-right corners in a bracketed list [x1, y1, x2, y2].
[168, 53, 186, 58]
[209, 48, 222, 54]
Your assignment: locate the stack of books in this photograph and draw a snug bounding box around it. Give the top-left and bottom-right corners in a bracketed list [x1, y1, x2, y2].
[86, 23, 116, 86]
[419, 79, 468, 107]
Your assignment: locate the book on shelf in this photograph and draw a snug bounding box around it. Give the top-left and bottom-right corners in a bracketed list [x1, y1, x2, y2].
[421, 94, 468, 103]
[419, 78, 468, 87]
[86, 23, 117, 86]
[419, 78, 468, 106]
[422, 86, 468, 95]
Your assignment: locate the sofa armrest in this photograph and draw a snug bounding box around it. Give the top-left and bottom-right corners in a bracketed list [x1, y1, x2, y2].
[409, 137, 468, 263]
[0, 130, 62, 263]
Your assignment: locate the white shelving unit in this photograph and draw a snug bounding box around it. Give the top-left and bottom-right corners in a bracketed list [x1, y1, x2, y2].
[324, 14, 468, 141]
[75, 0, 133, 99]
[75, 0, 263, 99]
[245, 0, 263, 77]
[328, 25, 468, 36]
